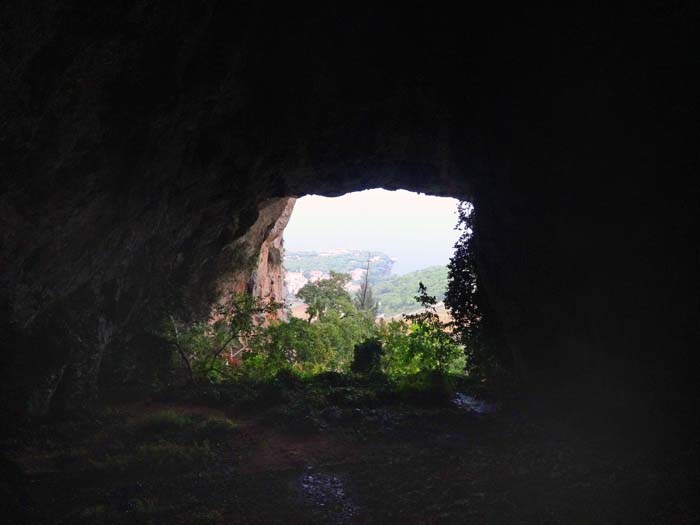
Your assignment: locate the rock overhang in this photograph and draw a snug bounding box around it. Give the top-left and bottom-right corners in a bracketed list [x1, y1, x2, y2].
[0, 3, 696, 416]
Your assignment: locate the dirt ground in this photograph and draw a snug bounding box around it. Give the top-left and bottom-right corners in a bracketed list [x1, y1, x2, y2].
[4, 389, 697, 524]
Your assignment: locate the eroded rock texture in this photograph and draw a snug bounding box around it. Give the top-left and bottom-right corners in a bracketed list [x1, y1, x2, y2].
[0, 4, 696, 415]
[248, 199, 295, 318]
[213, 197, 295, 313]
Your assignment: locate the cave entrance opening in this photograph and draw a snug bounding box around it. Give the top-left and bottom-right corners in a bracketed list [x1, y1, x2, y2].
[282, 188, 462, 321]
[262, 186, 473, 388]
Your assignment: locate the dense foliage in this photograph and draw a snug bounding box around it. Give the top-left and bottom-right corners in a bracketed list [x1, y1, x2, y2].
[296, 271, 355, 322]
[243, 274, 376, 379]
[161, 293, 281, 384]
[159, 199, 490, 392]
[351, 338, 383, 375]
[379, 284, 465, 388]
[245, 312, 376, 379]
[159, 276, 464, 396]
[445, 202, 502, 380]
[286, 253, 450, 317]
[373, 266, 448, 315]
[445, 203, 479, 346]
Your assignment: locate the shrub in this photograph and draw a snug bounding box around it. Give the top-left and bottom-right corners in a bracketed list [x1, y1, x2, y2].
[244, 307, 376, 377]
[351, 338, 383, 375]
[161, 293, 283, 384]
[377, 283, 465, 393]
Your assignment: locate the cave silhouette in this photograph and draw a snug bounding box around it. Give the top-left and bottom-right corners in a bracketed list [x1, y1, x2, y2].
[1, 3, 697, 522]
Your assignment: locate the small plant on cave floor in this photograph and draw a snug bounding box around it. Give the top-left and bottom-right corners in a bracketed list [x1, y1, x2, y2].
[163, 292, 282, 384]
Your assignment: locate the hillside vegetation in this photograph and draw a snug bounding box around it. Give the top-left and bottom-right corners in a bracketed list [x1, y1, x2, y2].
[374, 266, 448, 315]
[284, 250, 449, 317]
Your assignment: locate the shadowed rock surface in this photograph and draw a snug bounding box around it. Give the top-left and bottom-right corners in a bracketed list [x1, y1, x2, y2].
[0, 4, 696, 423]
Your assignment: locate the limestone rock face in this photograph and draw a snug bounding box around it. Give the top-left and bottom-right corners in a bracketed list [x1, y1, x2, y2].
[213, 197, 295, 315]
[249, 199, 295, 319]
[0, 4, 696, 415]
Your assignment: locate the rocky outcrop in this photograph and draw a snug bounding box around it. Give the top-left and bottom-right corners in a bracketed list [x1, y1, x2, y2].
[0, 4, 696, 416]
[213, 197, 295, 315]
[248, 199, 295, 319]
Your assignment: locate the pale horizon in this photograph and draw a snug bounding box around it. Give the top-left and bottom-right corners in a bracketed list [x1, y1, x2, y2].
[284, 189, 462, 275]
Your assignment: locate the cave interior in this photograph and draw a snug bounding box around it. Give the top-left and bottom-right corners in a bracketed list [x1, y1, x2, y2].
[0, 3, 697, 523]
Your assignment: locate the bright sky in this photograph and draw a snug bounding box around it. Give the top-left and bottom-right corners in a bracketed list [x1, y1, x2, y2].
[284, 189, 461, 275]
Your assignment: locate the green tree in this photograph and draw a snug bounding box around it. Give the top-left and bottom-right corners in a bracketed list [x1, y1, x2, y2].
[445, 202, 482, 373]
[297, 271, 354, 322]
[351, 338, 383, 375]
[163, 293, 281, 383]
[354, 254, 379, 316]
[404, 283, 464, 375]
[445, 202, 501, 378]
[246, 310, 376, 376]
[245, 272, 377, 376]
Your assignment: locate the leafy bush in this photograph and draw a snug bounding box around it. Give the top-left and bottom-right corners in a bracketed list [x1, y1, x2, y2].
[158, 272, 466, 394]
[296, 271, 354, 322]
[240, 279, 463, 390]
[378, 284, 465, 391]
[161, 293, 282, 384]
[351, 338, 383, 375]
[243, 284, 376, 378]
[379, 320, 440, 378]
[244, 317, 317, 379]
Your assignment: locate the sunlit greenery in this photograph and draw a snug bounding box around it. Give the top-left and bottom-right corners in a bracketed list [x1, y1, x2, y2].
[161, 265, 467, 394]
[378, 284, 465, 390]
[161, 293, 282, 384]
[244, 274, 376, 379]
[296, 271, 355, 322]
[374, 265, 448, 315]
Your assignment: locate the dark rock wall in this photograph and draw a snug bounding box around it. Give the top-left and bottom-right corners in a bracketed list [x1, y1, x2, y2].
[1, 4, 696, 415]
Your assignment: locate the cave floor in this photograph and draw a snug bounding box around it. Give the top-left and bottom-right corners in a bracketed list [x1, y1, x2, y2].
[5, 387, 695, 524]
